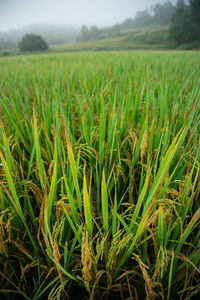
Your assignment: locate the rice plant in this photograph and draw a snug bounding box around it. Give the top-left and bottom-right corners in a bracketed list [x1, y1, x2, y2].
[0, 51, 200, 299]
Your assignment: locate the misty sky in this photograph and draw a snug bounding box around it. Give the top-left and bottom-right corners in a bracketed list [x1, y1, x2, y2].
[0, 0, 174, 31]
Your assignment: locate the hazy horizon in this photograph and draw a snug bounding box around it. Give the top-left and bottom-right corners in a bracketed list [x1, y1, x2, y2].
[0, 0, 175, 32]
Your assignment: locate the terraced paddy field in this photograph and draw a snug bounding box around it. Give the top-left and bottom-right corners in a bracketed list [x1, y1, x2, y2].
[0, 51, 200, 299]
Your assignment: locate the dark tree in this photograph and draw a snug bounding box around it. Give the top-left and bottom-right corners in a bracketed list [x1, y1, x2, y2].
[190, 0, 200, 25]
[90, 26, 100, 40]
[152, 1, 176, 25]
[79, 25, 90, 41]
[169, 12, 197, 44]
[169, 0, 200, 45]
[176, 0, 185, 11]
[133, 10, 153, 27]
[132, 1, 176, 28]
[19, 34, 48, 52]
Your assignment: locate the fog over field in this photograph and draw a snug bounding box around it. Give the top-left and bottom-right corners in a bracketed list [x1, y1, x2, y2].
[0, 0, 175, 31]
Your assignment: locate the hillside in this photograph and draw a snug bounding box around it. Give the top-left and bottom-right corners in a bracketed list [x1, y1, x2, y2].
[51, 25, 170, 52]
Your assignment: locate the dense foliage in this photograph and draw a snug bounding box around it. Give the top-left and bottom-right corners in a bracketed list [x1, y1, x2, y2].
[169, 0, 200, 45]
[0, 52, 200, 299]
[19, 34, 48, 52]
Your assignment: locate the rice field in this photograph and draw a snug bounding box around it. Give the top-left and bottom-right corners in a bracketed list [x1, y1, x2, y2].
[0, 51, 200, 299]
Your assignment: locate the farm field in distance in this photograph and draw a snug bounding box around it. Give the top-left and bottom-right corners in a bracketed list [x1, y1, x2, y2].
[51, 25, 170, 52]
[0, 51, 200, 299]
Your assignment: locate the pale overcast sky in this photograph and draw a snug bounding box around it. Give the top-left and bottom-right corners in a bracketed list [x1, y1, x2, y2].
[0, 0, 175, 31]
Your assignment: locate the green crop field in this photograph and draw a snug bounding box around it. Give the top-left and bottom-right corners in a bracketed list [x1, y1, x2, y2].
[0, 51, 200, 299]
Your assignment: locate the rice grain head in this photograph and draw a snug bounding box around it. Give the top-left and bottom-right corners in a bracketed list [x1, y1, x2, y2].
[81, 231, 93, 291]
[141, 131, 148, 163]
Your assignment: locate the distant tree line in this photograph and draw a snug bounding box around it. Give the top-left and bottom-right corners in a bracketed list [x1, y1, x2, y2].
[77, 24, 122, 42]
[78, 0, 200, 48]
[78, 1, 177, 42]
[169, 0, 200, 45]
